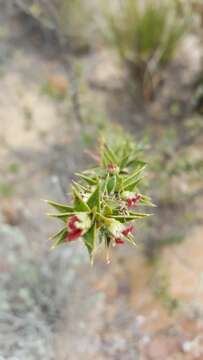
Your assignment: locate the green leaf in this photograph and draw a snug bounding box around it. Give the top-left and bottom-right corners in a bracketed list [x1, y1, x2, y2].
[127, 159, 146, 169]
[47, 212, 74, 222]
[101, 174, 109, 198]
[84, 222, 97, 262]
[115, 174, 123, 192]
[120, 154, 130, 169]
[45, 200, 74, 213]
[123, 176, 143, 191]
[50, 227, 67, 248]
[110, 212, 150, 222]
[107, 175, 117, 193]
[140, 195, 156, 207]
[103, 204, 113, 216]
[104, 144, 119, 165]
[73, 187, 90, 212]
[87, 182, 100, 210]
[128, 210, 151, 218]
[76, 173, 97, 185]
[72, 181, 88, 193]
[96, 212, 112, 225]
[123, 165, 146, 187]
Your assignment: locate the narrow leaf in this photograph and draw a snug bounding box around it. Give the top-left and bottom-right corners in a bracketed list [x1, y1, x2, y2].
[50, 227, 67, 248]
[76, 173, 97, 185]
[123, 165, 146, 187]
[87, 182, 100, 210]
[107, 175, 117, 193]
[73, 187, 90, 212]
[47, 212, 74, 222]
[104, 144, 118, 165]
[45, 200, 74, 213]
[123, 176, 143, 191]
[84, 222, 97, 262]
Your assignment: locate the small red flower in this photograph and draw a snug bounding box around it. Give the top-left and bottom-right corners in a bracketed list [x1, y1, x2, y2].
[68, 215, 79, 230]
[127, 194, 142, 208]
[66, 215, 82, 241]
[67, 228, 83, 241]
[115, 238, 124, 245]
[115, 225, 135, 245]
[127, 198, 133, 208]
[122, 225, 135, 236]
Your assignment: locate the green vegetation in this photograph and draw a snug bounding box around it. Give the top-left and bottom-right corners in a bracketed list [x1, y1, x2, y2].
[0, 182, 15, 197]
[8, 163, 20, 174]
[46, 138, 154, 263]
[104, 0, 189, 91]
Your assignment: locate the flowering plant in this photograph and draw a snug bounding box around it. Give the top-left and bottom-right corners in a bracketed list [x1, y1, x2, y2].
[46, 139, 154, 264]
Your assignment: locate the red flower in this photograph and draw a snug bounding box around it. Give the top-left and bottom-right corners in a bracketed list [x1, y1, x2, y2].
[115, 225, 135, 245]
[122, 225, 135, 236]
[67, 228, 83, 241]
[127, 198, 133, 208]
[68, 215, 79, 230]
[127, 194, 142, 208]
[115, 238, 124, 245]
[66, 215, 82, 242]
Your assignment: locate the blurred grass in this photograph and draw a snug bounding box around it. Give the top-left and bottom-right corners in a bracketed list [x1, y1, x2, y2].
[0, 182, 15, 197]
[103, 0, 190, 92]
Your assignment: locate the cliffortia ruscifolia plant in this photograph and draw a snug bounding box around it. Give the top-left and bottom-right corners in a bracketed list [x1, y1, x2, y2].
[46, 139, 154, 264]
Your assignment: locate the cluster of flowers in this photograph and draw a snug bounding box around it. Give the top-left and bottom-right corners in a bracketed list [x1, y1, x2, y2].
[46, 140, 154, 263]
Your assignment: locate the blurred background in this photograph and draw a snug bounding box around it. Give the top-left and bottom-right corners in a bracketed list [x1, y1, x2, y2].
[0, 0, 203, 359]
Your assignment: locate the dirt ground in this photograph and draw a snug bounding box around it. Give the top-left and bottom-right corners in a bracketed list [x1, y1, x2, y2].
[0, 3, 203, 360]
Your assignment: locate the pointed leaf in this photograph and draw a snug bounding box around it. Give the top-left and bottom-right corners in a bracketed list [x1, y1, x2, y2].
[127, 159, 146, 169]
[107, 175, 117, 193]
[50, 227, 67, 248]
[115, 174, 123, 192]
[101, 173, 109, 198]
[128, 211, 151, 218]
[45, 200, 74, 213]
[73, 187, 90, 212]
[104, 144, 119, 165]
[123, 165, 146, 187]
[140, 195, 156, 207]
[120, 154, 130, 170]
[76, 173, 97, 185]
[103, 204, 113, 216]
[87, 182, 100, 210]
[72, 181, 88, 193]
[123, 176, 143, 191]
[84, 222, 97, 259]
[109, 212, 150, 222]
[47, 212, 74, 222]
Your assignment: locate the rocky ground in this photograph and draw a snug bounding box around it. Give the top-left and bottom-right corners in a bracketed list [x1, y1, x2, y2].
[0, 3, 203, 359]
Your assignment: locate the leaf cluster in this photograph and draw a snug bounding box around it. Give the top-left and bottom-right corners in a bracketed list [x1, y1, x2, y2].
[46, 139, 154, 263]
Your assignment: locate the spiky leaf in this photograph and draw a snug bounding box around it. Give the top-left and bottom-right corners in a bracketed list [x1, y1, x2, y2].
[73, 187, 90, 212]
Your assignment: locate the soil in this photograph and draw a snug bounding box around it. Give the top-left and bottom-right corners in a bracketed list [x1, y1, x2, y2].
[0, 3, 203, 359]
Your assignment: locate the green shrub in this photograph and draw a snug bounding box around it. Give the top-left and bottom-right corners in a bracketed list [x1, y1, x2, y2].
[105, 0, 189, 88]
[46, 138, 154, 264]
